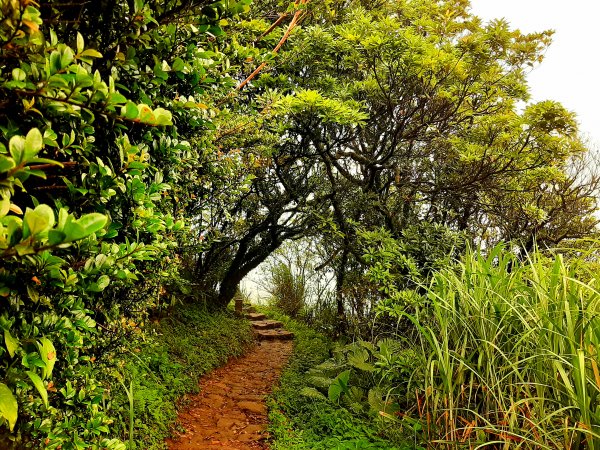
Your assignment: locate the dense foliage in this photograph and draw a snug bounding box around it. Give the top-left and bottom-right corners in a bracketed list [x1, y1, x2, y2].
[0, 0, 252, 447]
[410, 245, 600, 447]
[265, 308, 408, 450]
[274, 1, 595, 325]
[266, 244, 600, 448]
[208, 0, 600, 323]
[1, 0, 599, 447]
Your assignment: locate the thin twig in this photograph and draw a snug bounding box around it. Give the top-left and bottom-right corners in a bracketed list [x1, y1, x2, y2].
[28, 161, 79, 171]
[254, 13, 289, 44]
[236, 0, 308, 91]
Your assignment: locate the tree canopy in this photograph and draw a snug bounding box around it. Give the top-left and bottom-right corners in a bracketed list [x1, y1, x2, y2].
[200, 0, 599, 311]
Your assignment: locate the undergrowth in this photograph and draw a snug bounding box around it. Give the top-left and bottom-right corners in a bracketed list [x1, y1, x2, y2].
[264, 307, 411, 450]
[109, 302, 254, 449]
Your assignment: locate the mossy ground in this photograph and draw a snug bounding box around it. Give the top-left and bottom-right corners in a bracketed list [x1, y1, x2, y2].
[110, 302, 254, 449]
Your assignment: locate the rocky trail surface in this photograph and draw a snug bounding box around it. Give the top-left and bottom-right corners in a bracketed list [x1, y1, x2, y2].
[166, 309, 293, 449]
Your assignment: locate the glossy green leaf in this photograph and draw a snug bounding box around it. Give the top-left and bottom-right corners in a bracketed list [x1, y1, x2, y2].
[62, 213, 107, 242]
[49, 51, 61, 73]
[5, 217, 22, 247]
[137, 104, 155, 123]
[96, 275, 110, 291]
[37, 338, 56, 380]
[62, 220, 85, 242]
[12, 68, 26, 82]
[8, 136, 25, 165]
[56, 208, 68, 230]
[0, 384, 18, 431]
[172, 57, 185, 72]
[153, 63, 168, 80]
[47, 230, 66, 245]
[24, 128, 43, 160]
[109, 92, 128, 105]
[26, 285, 39, 303]
[26, 371, 48, 408]
[76, 213, 108, 235]
[0, 156, 15, 173]
[4, 330, 19, 358]
[153, 108, 173, 126]
[328, 370, 350, 402]
[23, 205, 55, 239]
[123, 102, 139, 119]
[76, 32, 84, 54]
[0, 196, 9, 218]
[60, 47, 74, 68]
[80, 49, 102, 58]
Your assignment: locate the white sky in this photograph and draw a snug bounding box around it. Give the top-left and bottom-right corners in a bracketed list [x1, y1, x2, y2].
[469, 0, 600, 144]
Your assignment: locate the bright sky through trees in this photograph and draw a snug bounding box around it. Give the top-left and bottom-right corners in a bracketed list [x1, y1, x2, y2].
[470, 0, 600, 144]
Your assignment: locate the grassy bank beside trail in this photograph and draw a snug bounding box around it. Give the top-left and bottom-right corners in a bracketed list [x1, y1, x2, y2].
[264, 308, 407, 450]
[110, 302, 254, 449]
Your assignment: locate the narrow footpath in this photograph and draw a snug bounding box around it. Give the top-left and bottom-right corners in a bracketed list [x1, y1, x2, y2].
[166, 309, 294, 450]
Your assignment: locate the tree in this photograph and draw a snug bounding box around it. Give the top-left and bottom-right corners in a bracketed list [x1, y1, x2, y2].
[189, 91, 363, 307]
[230, 0, 598, 321]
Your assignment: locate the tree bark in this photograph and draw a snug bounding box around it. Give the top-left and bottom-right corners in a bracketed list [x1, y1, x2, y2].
[335, 247, 349, 335]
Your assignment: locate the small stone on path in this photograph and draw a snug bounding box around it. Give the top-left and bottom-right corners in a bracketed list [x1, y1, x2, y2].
[244, 312, 267, 321]
[238, 401, 266, 415]
[251, 320, 284, 330]
[256, 329, 294, 341]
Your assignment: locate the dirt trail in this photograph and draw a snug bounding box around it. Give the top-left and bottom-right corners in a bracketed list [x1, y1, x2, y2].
[166, 340, 293, 450]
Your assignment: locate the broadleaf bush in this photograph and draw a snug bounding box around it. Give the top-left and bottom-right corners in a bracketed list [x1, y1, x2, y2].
[0, 0, 253, 447]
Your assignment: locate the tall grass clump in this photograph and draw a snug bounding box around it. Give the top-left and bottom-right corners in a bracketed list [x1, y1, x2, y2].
[412, 244, 600, 448]
[267, 261, 307, 317]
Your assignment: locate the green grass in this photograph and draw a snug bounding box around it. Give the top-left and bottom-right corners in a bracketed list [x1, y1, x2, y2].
[110, 302, 254, 449]
[407, 244, 600, 448]
[263, 307, 411, 450]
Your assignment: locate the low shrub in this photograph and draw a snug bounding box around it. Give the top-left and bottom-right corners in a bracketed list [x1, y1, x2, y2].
[264, 308, 410, 449]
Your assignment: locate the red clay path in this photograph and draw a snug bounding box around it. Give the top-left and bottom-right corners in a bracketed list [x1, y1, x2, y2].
[165, 340, 293, 450]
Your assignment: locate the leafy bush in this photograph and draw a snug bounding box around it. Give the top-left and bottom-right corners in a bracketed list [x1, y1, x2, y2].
[267, 261, 307, 318]
[302, 339, 422, 413]
[0, 0, 252, 447]
[264, 308, 411, 449]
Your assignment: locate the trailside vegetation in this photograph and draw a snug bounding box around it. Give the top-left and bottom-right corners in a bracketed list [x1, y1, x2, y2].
[238, 0, 599, 326]
[267, 244, 600, 448]
[1, 0, 600, 448]
[0, 0, 255, 447]
[265, 308, 409, 450]
[116, 302, 253, 449]
[248, 2, 600, 448]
